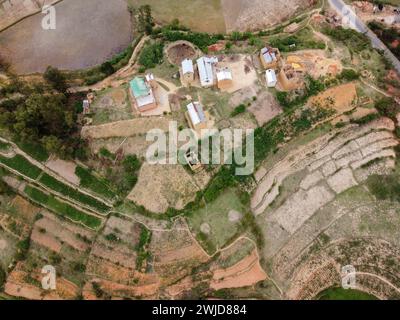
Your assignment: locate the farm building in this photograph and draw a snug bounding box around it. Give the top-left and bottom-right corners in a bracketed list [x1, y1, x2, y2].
[266, 69, 277, 88]
[197, 56, 218, 87]
[129, 76, 157, 112]
[181, 58, 195, 84]
[260, 47, 280, 70]
[216, 67, 233, 90]
[185, 101, 209, 131]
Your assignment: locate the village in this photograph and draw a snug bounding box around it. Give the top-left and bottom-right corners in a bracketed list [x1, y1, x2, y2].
[0, 0, 400, 302]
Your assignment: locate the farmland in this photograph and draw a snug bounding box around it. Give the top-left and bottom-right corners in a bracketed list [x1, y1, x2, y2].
[0, 0, 400, 302]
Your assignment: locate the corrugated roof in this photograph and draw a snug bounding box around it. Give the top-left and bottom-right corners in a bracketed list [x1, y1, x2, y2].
[187, 102, 206, 126]
[197, 56, 218, 87]
[261, 47, 277, 64]
[182, 59, 194, 74]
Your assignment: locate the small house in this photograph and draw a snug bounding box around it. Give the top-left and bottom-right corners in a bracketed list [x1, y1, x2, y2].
[181, 59, 195, 84]
[266, 69, 277, 88]
[186, 101, 208, 131]
[129, 76, 157, 112]
[197, 56, 218, 87]
[260, 47, 280, 70]
[216, 67, 233, 90]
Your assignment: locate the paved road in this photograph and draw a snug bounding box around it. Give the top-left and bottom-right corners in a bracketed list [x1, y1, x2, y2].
[329, 0, 400, 75]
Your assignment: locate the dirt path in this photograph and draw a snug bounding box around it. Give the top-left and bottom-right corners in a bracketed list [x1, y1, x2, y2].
[69, 35, 149, 93]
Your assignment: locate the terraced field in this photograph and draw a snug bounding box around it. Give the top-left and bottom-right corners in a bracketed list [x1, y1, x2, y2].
[251, 117, 400, 299]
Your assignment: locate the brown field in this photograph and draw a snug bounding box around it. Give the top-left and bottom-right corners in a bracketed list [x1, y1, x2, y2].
[128, 163, 200, 213]
[221, 0, 314, 32]
[128, 0, 226, 33]
[210, 249, 267, 290]
[308, 82, 358, 112]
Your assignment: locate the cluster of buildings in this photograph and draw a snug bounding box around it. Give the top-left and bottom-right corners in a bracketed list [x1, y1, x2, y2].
[180, 56, 233, 90]
[259, 46, 305, 91]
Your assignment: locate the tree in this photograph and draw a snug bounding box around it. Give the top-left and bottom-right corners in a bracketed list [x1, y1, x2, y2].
[44, 66, 68, 93]
[136, 5, 154, 35]
[100, 61, 114, 76]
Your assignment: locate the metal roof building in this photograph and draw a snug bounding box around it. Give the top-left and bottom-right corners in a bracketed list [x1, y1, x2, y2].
[181, 59, 194, 75]
[196, 56, 218, 87]
[187, 102, 206, 126]
[266, 69, 277, 88]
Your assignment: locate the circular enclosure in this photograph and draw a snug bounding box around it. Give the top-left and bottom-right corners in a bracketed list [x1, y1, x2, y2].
[165, 40, 199, 65]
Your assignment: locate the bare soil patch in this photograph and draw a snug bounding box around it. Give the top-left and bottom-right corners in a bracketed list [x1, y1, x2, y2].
[166, 41, 198, 65]
[45, 158, 79, 185]
[128, 163, 199, 214]
[210, 249, 267, 290]
[221, 0, 314, 32]
[309, 82, 358, 113]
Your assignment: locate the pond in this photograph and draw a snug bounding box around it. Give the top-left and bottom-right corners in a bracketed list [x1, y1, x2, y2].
[0, 0, 133, 74]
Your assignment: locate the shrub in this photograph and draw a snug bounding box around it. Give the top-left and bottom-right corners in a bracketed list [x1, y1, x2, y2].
[338, 69, 359, 81]
[375, 98, 397, 119]
[100, 62, 115, 76]
[44, 66, 68, 93]
[231, 104, 246, 117]
[138, 42, 164, 69]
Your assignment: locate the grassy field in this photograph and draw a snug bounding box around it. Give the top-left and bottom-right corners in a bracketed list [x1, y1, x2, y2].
[187, 189, 245, 253]
[24, 186, 102, 230]
[15, 141, 49, 162]
[317, 287, 378, 300]
[128, 0, 226, 33]
[75, 166, 115, 200]
[0, 155, 42, 180]
[39, 173, 110, 214]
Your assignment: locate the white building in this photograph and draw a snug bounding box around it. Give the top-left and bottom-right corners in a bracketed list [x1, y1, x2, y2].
[266, 69, 277, 88]
[186, 101, 208, 130]
[216, 67, 233, 89]
[181, 59, 195, 83]
[196, 56, 218, 87]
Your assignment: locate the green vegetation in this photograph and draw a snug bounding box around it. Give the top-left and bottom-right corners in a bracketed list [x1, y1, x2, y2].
[231, 104, 246, 117]
[158, 30, 223, 51]
[130, 4, 154, 35]
[75, 166, 115, 200]
[0, 154, 42, 179]
[15, 238, 30, 261]
[375, 97, 398, 120]
[0, 141, 10, 151]
[44, 66, 68, 93]
[269, 27, 325, 52]
[369, 21, 400, 59]
[135, 225, 152, 270]
[24, 186, 102, 229]
[15, 140, 49, 162]
[276, 76, 326, 109]
[138, 42, 164, 70]
[350, 113, 380, 125]
[367, 174, 400, 202]
[338, 69, 360, 81]
[317, 287, 378, 300]
[38, 173, 109, 213]
[322, 27, 369, 53]
[0, 76, 85, 159]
